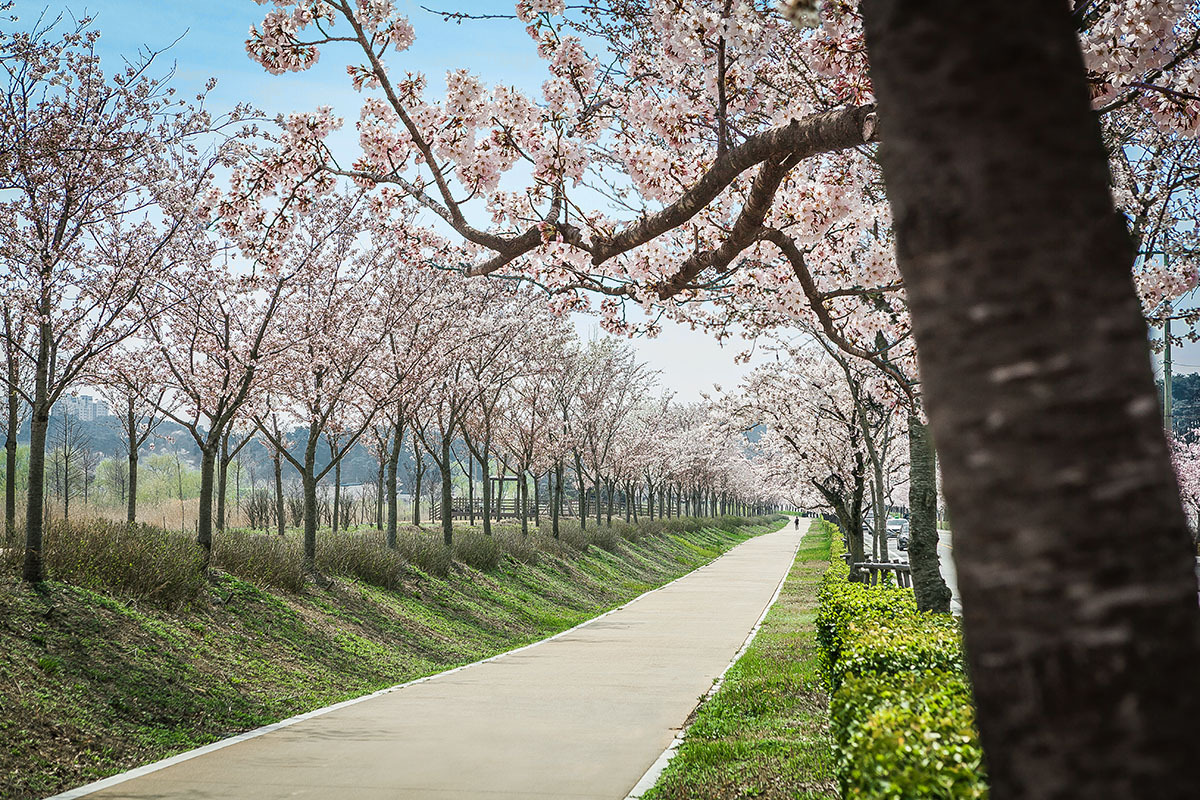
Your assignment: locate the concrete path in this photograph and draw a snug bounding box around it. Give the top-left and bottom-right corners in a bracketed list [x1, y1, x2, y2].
[61, 522, 802, 800]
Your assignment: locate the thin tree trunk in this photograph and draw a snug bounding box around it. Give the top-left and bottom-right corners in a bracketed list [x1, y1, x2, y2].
[595, 474, 602, 527]
[440, 435, 453, 547]
[481, 440, 492, 535]
[412, 439, 423, 526]
[376, 453, 385, 531]
[217, 434, 228, 533]
[908, 415, 951, 613]
[387, 422, 401, 546]
[520, 470, 529, 536]
[197, 446, 217, 562]
[552, 460, 562, 539]
[273, 452, 284, 538]
[302, 470, 317, 565]
[127, 448, 139, 526]
[574, 451, 587, 529]
[468, 451, 475, 526]
[862, 3, 1200, 795]
[333, 458, 342, 534]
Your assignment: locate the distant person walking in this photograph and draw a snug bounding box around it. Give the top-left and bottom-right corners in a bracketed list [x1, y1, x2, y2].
[794, 516, 800, 529]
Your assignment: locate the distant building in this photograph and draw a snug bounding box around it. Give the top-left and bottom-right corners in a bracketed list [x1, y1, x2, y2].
[55, 394, 112, 422]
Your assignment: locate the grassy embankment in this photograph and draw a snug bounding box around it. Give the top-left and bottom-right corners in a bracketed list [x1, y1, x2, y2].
[643, 519, 837, 800]
[1, 515, 778, 800]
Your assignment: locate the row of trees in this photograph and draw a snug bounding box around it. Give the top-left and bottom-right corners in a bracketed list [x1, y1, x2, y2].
[5, 1, 1200, 793]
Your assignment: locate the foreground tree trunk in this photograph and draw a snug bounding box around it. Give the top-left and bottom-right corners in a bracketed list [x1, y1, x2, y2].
[862, 3, 1200, 796]
[907, 415, 950, 613]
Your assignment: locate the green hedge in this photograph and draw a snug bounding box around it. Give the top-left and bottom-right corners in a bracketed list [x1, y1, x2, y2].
[814, 522, 988, 798]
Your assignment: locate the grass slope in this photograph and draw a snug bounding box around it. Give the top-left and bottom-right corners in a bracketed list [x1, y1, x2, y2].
[0, 522, 773, 800]
[642, 521, 837, 800]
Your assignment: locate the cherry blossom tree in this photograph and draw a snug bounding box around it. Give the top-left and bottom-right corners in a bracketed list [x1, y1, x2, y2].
[224, 2, 1200, 790]
[94, 361, 166, 524]
[0, 13, 251, 581]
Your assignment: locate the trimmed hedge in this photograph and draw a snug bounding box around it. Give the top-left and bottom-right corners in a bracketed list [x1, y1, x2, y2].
[814, 521, 988, 798]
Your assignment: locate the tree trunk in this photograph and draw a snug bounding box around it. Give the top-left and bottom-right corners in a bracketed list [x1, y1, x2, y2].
[387, 422, 401, 546]
[217, 435, 228, 533]
[302, 471, 318, 565]
[440, 435, 453, 547]
[333, 458, 342, 534]
[468, 451, 476, 526]
[552, 461, 562, 538]
[575, 452, 587, 529]
[273, 452, 284, 538]
[376, 452, 385, 531]
[4, 343, 17, 544]
[481, 441, 492, 535]
[908, 415, 951, 613]
[595, 474, 602, 527]
[520, 470, 529, 536]
[534, 471, 541, 527]
[22, 400, 49, 582]
[412, 440, 423, 526]
[862, 3, 1200, 796]
[197, 445, 217, 561]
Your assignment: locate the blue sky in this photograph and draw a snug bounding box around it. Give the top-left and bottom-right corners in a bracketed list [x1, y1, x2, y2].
[23, 0, 766, 401]
[19, 3, 1200, 401]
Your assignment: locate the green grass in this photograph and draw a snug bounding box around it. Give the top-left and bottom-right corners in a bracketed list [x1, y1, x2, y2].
[642, 521, 837, 800]
[0, 518, 778, 800]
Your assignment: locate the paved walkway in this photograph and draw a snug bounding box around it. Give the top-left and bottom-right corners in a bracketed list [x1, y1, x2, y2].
[63, 521, 802, 800]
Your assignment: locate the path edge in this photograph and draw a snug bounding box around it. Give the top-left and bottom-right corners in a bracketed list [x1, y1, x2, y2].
[43, 520, 788, 800]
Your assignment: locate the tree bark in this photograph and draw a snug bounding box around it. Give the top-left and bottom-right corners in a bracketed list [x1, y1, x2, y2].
[216, 433, 228, 533]
[552, 460, 562, 538]
[862, 3, 1200, 796]
[197, 446, 217, 560]
[440, 435, 453, 547]
[22, 400, 49, 582]
[481, 440, 493, 535]
[468, 451, 476, 526]
[412, 439, 423, 526]
[333, 458, 342, 535]
[273, 452, 284, 538]
[908, 415, 951, 613]
[386, 422, 402, 545]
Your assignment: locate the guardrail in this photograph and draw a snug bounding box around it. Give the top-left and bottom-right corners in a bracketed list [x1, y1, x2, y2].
[852, 560, 913, 588]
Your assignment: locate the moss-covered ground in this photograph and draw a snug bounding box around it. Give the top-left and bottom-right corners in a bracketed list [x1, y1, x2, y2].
[0, 522, 773, 799]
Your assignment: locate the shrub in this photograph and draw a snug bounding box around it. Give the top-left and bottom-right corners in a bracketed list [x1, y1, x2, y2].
[833, 671, 987, 799]
[493, 528, 540, 564]
[316, 530, 408, 589]
[392, 526, 452, 577]
[42, 519, 207, 607]
[453, 529, 504, 572]
[815, 520, 987, 797]
[815, 548, 916, 686]
[587, 525, 621, 553]
[213, 530, 304, 592]
[832, 613, 965, 690]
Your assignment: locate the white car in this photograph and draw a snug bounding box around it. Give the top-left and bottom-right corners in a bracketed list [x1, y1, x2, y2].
[886, 518, 908, 539]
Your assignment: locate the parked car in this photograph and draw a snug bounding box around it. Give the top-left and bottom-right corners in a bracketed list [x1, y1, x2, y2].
[886, 518, 908, 539]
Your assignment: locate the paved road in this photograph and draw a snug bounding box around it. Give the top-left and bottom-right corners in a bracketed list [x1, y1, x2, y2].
[877, 530, 962, 614]
[57, 522, 803, 800]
